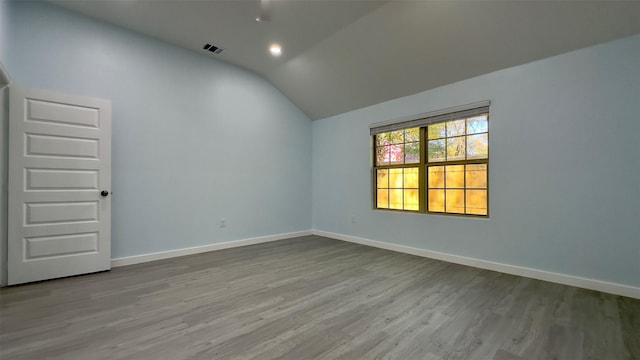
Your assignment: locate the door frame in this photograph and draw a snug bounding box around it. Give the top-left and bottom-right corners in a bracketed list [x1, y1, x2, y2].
[0, 84, 9, 286]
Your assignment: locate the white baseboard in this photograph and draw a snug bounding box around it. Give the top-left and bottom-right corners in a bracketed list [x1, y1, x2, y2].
[312, 230, 640, 299]
[111, 230, 313, 267]
[109, 228, 639, 299]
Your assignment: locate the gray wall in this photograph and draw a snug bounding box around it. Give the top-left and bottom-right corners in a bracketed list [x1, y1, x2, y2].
[2, 1, 312, 261]
[0, 0, 7, 61]
[313, 34, 640, 288]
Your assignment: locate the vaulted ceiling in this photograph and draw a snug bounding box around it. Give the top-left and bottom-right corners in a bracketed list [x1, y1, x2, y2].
[49, 0, 640, 120]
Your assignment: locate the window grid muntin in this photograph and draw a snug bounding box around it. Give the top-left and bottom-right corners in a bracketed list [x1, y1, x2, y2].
[425, 162, 488, 215]
[375, 128, 421, 166]
[375, 166, 420, 211]
[425, 114, 488, 216]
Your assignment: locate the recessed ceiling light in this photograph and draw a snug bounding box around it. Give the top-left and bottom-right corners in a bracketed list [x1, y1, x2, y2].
[269, 44, 282, 57]
[255, 17, 262, 22]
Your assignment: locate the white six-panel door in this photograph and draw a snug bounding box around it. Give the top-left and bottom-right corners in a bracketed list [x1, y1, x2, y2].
[8, 86, 111, 285]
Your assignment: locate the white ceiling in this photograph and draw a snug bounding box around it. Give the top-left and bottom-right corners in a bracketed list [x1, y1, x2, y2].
[49, 0, 640, 120]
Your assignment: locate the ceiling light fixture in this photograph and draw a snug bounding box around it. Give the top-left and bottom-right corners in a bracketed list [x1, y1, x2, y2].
[269, 44, 282, 57]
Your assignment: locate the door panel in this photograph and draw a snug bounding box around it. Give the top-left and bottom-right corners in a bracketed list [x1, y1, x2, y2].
[26, 169, 99, 190]
[25, 232, 99, 259]
[26, 134, 100, 158]
[26, 201, 99, 224]
[8, 86, 111, 285]
[27, 99, 100, 128]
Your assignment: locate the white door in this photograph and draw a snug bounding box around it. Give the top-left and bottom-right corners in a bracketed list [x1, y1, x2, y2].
[8, 86, 111, 285]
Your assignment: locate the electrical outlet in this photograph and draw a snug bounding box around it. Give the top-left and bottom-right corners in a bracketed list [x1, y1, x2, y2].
[220, 218, 227, 228]
[351, 216, 357, 224]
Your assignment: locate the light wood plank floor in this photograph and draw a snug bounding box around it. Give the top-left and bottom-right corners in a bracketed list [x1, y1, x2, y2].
[1, 235, 639, 359]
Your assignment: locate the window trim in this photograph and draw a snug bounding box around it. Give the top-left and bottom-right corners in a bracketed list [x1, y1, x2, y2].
[371, 103, 490, 217]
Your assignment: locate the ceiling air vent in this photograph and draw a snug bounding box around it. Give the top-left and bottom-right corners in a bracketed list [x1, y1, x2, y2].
[203, 43, 223, 55]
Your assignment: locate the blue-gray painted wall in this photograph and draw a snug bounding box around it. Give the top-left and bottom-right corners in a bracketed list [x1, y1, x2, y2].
[313, 34, 640, 288]
[2, 0, 312, 260]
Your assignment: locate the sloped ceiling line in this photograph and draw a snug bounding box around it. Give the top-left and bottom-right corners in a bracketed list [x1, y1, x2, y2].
[48, 0, 640, 120]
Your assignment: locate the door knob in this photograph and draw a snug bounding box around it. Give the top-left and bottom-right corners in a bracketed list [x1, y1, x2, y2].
[101, 190, 109, 197]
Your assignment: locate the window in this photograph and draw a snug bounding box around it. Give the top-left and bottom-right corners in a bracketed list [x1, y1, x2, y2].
[375, 128, 420, 211]
[372, 103, 489, 216]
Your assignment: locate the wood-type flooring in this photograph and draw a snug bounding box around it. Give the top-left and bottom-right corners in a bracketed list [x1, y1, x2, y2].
[1, 235, 638, 359]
